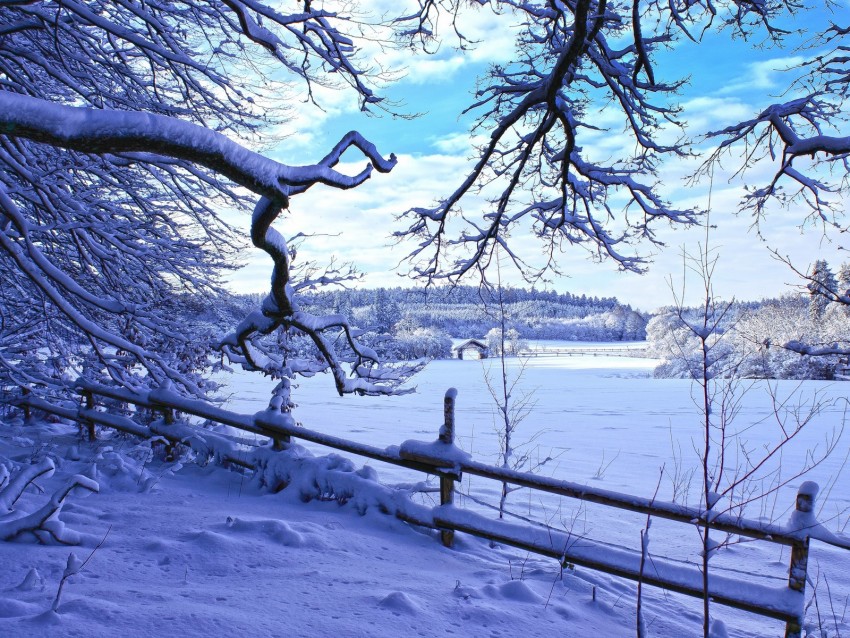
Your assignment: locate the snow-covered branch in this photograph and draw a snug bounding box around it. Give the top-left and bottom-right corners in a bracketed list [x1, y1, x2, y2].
[704, 24, 850, 224]
[391, 1, 843, 286]
[395, 0, 706, 283]
[0, 460, 99, 545]
[784, 341, 850, 358]
[0, 1, 405, 402]
[0, 94, 396, 200]
[221, 196, 423, 401]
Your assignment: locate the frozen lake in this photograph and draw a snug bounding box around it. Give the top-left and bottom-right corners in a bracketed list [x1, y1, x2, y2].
[219, 344, 848, 512]
[217, 343, 850, 635]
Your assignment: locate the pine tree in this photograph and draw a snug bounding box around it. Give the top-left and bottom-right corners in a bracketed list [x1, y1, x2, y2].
[838, 262, 850, 300]
[373, 289, 401, 335]
[808, 260, 837, 322]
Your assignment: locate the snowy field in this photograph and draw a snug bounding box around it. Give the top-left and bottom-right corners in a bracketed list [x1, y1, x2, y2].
[1, 346, 848, 637]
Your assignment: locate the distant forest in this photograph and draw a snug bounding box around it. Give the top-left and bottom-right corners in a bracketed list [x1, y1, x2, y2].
[301, 285, 648, 342]
[196, 280, 848, 379]
[207, 285, 647, 363]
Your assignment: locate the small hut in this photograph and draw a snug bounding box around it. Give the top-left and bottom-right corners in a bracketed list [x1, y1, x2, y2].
[453, 339, 489, 360]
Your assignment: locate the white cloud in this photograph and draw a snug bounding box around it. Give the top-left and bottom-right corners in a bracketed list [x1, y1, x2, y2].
[228, 118, 849, 311]
[396, 54, 467, 84]
[718, 55, 807, 96]
[429, 131, 482, 153]
[677, 96, 754, 136]
[227, 6, 848, 310]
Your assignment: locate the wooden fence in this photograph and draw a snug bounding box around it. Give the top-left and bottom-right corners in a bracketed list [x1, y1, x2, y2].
[519, 346, 649, 358]
[15, 383, 850, 638]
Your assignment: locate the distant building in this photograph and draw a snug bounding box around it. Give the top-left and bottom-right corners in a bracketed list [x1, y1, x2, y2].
[837, 357, 850, 380]
[453, 339, 489, 360]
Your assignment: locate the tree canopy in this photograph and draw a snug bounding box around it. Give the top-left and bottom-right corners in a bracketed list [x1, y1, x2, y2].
[1, 1, 848, 402]
[397, 1, 849, 283]
[0, 1, 416, 404]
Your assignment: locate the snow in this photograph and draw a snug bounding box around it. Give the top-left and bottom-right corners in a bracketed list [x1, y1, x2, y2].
[433, 505, 805, 621]
[2, 349, 849, 637]
[796, 480, 819, 500]
[0, 434, 637, 637]
[398, 438, 472, 469]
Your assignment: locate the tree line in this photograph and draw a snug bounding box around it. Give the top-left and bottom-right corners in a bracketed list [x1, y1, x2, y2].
[647, 260, 850, 380]
[298, 285, 647, 359]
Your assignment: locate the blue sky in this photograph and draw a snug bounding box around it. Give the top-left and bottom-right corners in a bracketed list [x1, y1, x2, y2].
[231, 5, 849, 312]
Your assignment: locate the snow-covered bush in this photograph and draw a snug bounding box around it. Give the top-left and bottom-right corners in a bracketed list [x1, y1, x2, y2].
[391, 328, 453, 360]
[250, 445, 429, 522]
[486, 327, 528, 357]
[649, 295, 845, 380]
[647, 308, 736, 379]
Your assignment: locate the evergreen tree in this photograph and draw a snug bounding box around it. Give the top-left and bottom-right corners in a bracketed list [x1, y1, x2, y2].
[808, 260, 837, 322]
[838, 262, 850, 300]
[373, 289, 402, 334]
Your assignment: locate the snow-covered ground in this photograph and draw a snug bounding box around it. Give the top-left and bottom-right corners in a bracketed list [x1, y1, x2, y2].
[2, 349, 848, 637]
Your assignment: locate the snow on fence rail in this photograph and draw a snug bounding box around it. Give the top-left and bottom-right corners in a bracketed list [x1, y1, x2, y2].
[15, 382, 850, 638]
[518, 346, 650, 358]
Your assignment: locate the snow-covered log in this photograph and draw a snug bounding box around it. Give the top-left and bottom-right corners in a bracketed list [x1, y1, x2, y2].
[0, 463, 99, 545]
[0, 458, 55, 513]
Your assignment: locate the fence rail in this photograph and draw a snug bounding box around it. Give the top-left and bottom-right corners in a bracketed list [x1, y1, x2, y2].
[519, 347, 649, 358]
[15, 382, 850, 638]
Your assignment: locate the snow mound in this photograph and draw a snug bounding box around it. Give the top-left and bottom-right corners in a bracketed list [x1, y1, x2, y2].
[182, 529, 239, 550]
[15, 568, 44, 592]
[224, 516, 305, 547]
[481, 579, 543, 603]
[497, 579, 544, 603]
[377, 591, 420, 615]
[90, 448, 152, 493]
[0, 597, 38, 619]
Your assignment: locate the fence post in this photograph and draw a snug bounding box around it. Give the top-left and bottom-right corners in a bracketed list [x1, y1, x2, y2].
[270, 380, 292, 450]
[21, 385, 31, 421]
[81, 389, 96, 441]
[439, 388, 457, 548]
[161, 404, 176, 461]
[785, 481, 817, 638]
